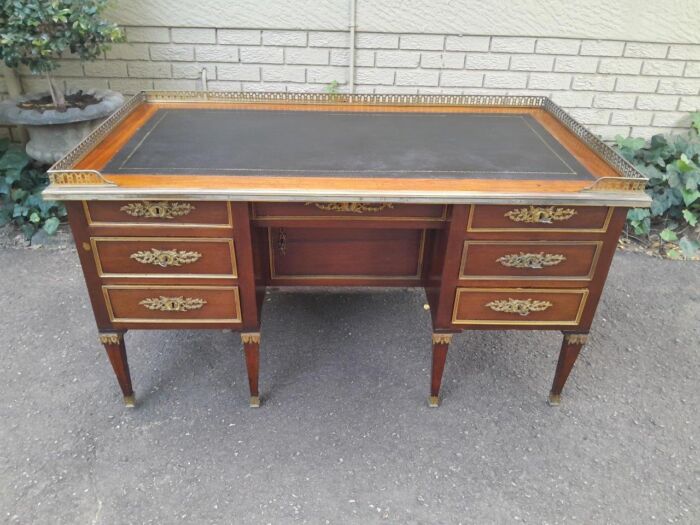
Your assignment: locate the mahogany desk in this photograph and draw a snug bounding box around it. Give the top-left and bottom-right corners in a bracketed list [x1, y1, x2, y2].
[43, 92, 650, 408]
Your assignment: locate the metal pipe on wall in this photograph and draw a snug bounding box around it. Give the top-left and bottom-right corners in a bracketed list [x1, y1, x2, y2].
[348, 0, 357, 93]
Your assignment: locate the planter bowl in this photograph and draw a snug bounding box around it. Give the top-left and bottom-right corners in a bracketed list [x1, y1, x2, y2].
[0, 88, 124, 164]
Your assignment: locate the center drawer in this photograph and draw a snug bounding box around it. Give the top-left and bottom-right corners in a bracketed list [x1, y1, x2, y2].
[90, 237, 237, 278]
[253, 202, 446, 221]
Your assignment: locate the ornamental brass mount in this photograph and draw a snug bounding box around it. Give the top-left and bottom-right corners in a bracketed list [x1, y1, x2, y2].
[432, 333, 453, 345]
[564, 333, 589, 345]
[504, 206, 577, 224]
[120, 201, 195, 219]
[241, 333, 261, 344]
[486, 298, 553, 316]
[139, 296, 207, 312]
[306, 202, 395, 213]
[99, 333, 122, 345]
[130, 248, 202, 267]
[47, 91, 648, 194]
[497, 252, 566, 269]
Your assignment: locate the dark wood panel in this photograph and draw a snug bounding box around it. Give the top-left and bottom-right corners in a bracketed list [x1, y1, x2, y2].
[468, 205, 612, 232]
[269, 227, 425, 280]
[85, 200, 232, 227]
[103, 285, 241, 323]
[459, 241, 601, 281]
[91, 237, 237, 278]
[452, 287, 588, 326]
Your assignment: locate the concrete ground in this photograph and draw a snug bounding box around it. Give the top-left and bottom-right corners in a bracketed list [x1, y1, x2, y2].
[0, 237, 698, 524]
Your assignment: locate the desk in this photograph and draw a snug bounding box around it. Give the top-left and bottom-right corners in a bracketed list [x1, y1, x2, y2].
[43, 92, 650, 408]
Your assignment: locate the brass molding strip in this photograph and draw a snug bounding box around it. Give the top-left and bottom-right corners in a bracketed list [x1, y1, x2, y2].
[466, 205, 614, 233]
[458, 240, 603, 281]
[267, 228, 426, 281]
[102, 285, 242, 324]
[451, 287, 589, 326]
[83, 201, 233, 229]
[90, 236, 238, 279]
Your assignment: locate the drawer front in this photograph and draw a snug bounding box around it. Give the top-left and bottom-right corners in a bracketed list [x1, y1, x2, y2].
[103, 285, 241, 323]
[269, 227, 425, 279]
[91, 237, 237, 278]
[452, 287, 588, 326]
[468, 205, 612, 232]
[85, 201, 232, 227]
[253, 202, 446, 221]
[459, 241, 602, 281]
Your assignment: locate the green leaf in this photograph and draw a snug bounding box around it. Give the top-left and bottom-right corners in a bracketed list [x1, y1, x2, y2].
[682, 189, 700, 207]
[679, 236, 700, 258]
[0, 147, 30, 171]
[42, 216, 60, 235]
[682, 208, 698, 226]
[660, 228, 678, 242]
[666, 248, 683, 260]
[29, 211, 41, 224]
[692, 112, 700, 134]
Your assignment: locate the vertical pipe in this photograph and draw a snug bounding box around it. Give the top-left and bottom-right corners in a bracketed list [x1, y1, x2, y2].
[2, 65, 28, 143]
[348, 0, 357, 94]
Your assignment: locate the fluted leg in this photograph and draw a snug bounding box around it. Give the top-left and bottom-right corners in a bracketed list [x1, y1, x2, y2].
[429, 333, 453, 407]
[549, 333, 588, 406]
[241, 332, 261, 407]
[99, 332, 135, 407]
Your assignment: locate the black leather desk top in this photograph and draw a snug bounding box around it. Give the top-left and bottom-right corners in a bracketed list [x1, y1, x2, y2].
[104, 108, 594, 181]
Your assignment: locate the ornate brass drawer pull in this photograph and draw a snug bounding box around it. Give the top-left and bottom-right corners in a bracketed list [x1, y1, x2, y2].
[139, 296, 207, 312]
[130, 248, 202, 267]
[305, 202, 394, 214]
[504, 205, 576, 224]
[485, 298, 553, 316]
[496, 252, 566, 269]
[120, 201, 196, 219]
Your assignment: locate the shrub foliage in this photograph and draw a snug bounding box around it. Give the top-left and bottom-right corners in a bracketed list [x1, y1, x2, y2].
[616, 113, 700, 258]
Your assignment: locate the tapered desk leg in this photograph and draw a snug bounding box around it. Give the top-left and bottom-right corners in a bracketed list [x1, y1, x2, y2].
[429, 333, 453, 407]
[99, 332, 135, 407]
[549, 333, 588, 406]
[241, 333, 261, 408]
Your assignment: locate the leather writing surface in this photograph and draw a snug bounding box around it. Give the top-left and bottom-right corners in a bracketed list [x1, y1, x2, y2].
[104, 109, 594, 181]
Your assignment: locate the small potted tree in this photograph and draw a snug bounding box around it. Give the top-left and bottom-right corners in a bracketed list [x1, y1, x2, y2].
[0, 0, 125, 164]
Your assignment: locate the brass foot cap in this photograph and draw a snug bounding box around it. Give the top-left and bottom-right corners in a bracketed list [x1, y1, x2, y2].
[123, 394, 136, 408]
[249, 396, 260, 408]
[428, 396, 440, 408]
[548, 393, 561, 407]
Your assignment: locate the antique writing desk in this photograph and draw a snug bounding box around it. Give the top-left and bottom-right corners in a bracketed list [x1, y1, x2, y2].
[43, 92, 650, 408]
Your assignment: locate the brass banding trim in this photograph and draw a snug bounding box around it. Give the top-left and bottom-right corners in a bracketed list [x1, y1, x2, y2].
[458, 240, 602, 281]
[451, 287, 589, 326]
[90, 236, 238, 279]
[102, 285, 242, 324]
[467, 205, 614, 233]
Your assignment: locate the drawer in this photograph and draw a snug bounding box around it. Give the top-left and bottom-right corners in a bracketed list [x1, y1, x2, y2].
[452, 287, 588, 326]
[269, 227, 425, 280]
[84, 201, 232, 227]
[103, 285, 241, 323]
[253, 202, 446, 221]
[459, 241, 602, 281]
[90, 237, 237, 278]
[467, 205, 612, 232]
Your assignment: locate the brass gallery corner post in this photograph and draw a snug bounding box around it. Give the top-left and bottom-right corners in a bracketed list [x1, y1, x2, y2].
[43, 92, 650, 408]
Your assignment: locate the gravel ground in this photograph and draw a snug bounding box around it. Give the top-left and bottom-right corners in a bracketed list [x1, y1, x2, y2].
[0, 238, 698, 524]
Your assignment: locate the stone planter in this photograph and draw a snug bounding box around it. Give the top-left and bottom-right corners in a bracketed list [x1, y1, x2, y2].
[0, 89, 124, 164]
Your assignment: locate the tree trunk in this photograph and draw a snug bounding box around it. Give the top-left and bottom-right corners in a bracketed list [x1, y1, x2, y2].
[45, 72, 66, 111]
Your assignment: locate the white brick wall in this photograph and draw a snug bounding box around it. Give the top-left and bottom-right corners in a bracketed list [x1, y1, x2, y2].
[14, 28, 700, 139]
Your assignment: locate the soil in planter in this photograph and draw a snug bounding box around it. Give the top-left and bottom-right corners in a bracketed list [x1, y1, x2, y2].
[18, 91, 101, 112]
